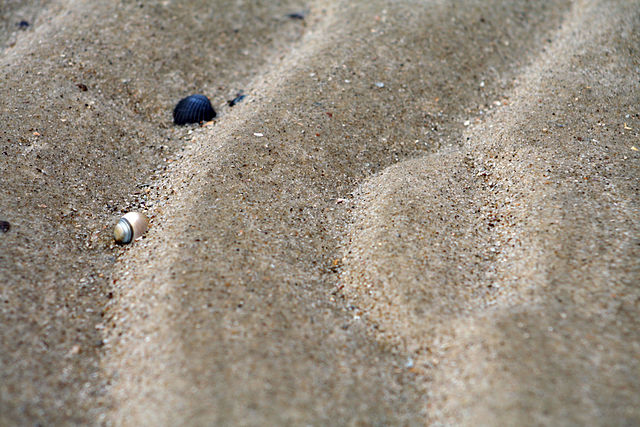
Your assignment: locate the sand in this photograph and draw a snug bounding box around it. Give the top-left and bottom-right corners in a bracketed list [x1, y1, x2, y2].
[1, 0, 638, 425]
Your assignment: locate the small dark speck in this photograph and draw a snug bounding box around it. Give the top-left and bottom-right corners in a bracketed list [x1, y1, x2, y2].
[286, 12, 306, 20]
[18, 20, 30, 29]
[0, 221, 10, 233]
[227, 93, 246, 107]
[77, 83, 88, 92]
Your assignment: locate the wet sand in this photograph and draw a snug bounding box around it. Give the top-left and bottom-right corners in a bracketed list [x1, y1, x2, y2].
[1, 0, 638, 425]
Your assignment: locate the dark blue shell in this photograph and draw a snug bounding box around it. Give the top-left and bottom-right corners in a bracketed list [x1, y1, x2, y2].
[173, 94, 216, 125]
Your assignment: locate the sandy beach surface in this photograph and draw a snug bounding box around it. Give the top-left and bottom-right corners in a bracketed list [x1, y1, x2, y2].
[1, 0, 639, 425]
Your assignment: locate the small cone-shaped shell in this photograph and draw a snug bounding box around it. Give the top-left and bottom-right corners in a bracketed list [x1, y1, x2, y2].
[113, 212, 148, 244]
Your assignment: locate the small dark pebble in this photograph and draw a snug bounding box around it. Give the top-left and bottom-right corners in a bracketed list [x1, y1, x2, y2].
[227, 93, 246, 107]
[173, 94, 216, 125]
[18, 20, 30, 29]
[77, 83, 88, 91]
[286, 12, 306, 20]
[0, 221, 10, 233]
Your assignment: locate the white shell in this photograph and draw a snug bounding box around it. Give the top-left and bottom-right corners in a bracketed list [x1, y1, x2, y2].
[113, 212, 148, 244]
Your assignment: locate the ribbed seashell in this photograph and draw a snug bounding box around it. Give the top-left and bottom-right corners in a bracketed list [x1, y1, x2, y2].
[113, 212, 148, 244]
[173, 94, 216, 125]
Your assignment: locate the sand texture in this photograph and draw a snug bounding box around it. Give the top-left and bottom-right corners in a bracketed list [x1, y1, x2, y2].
[1, 0, 639, 425]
